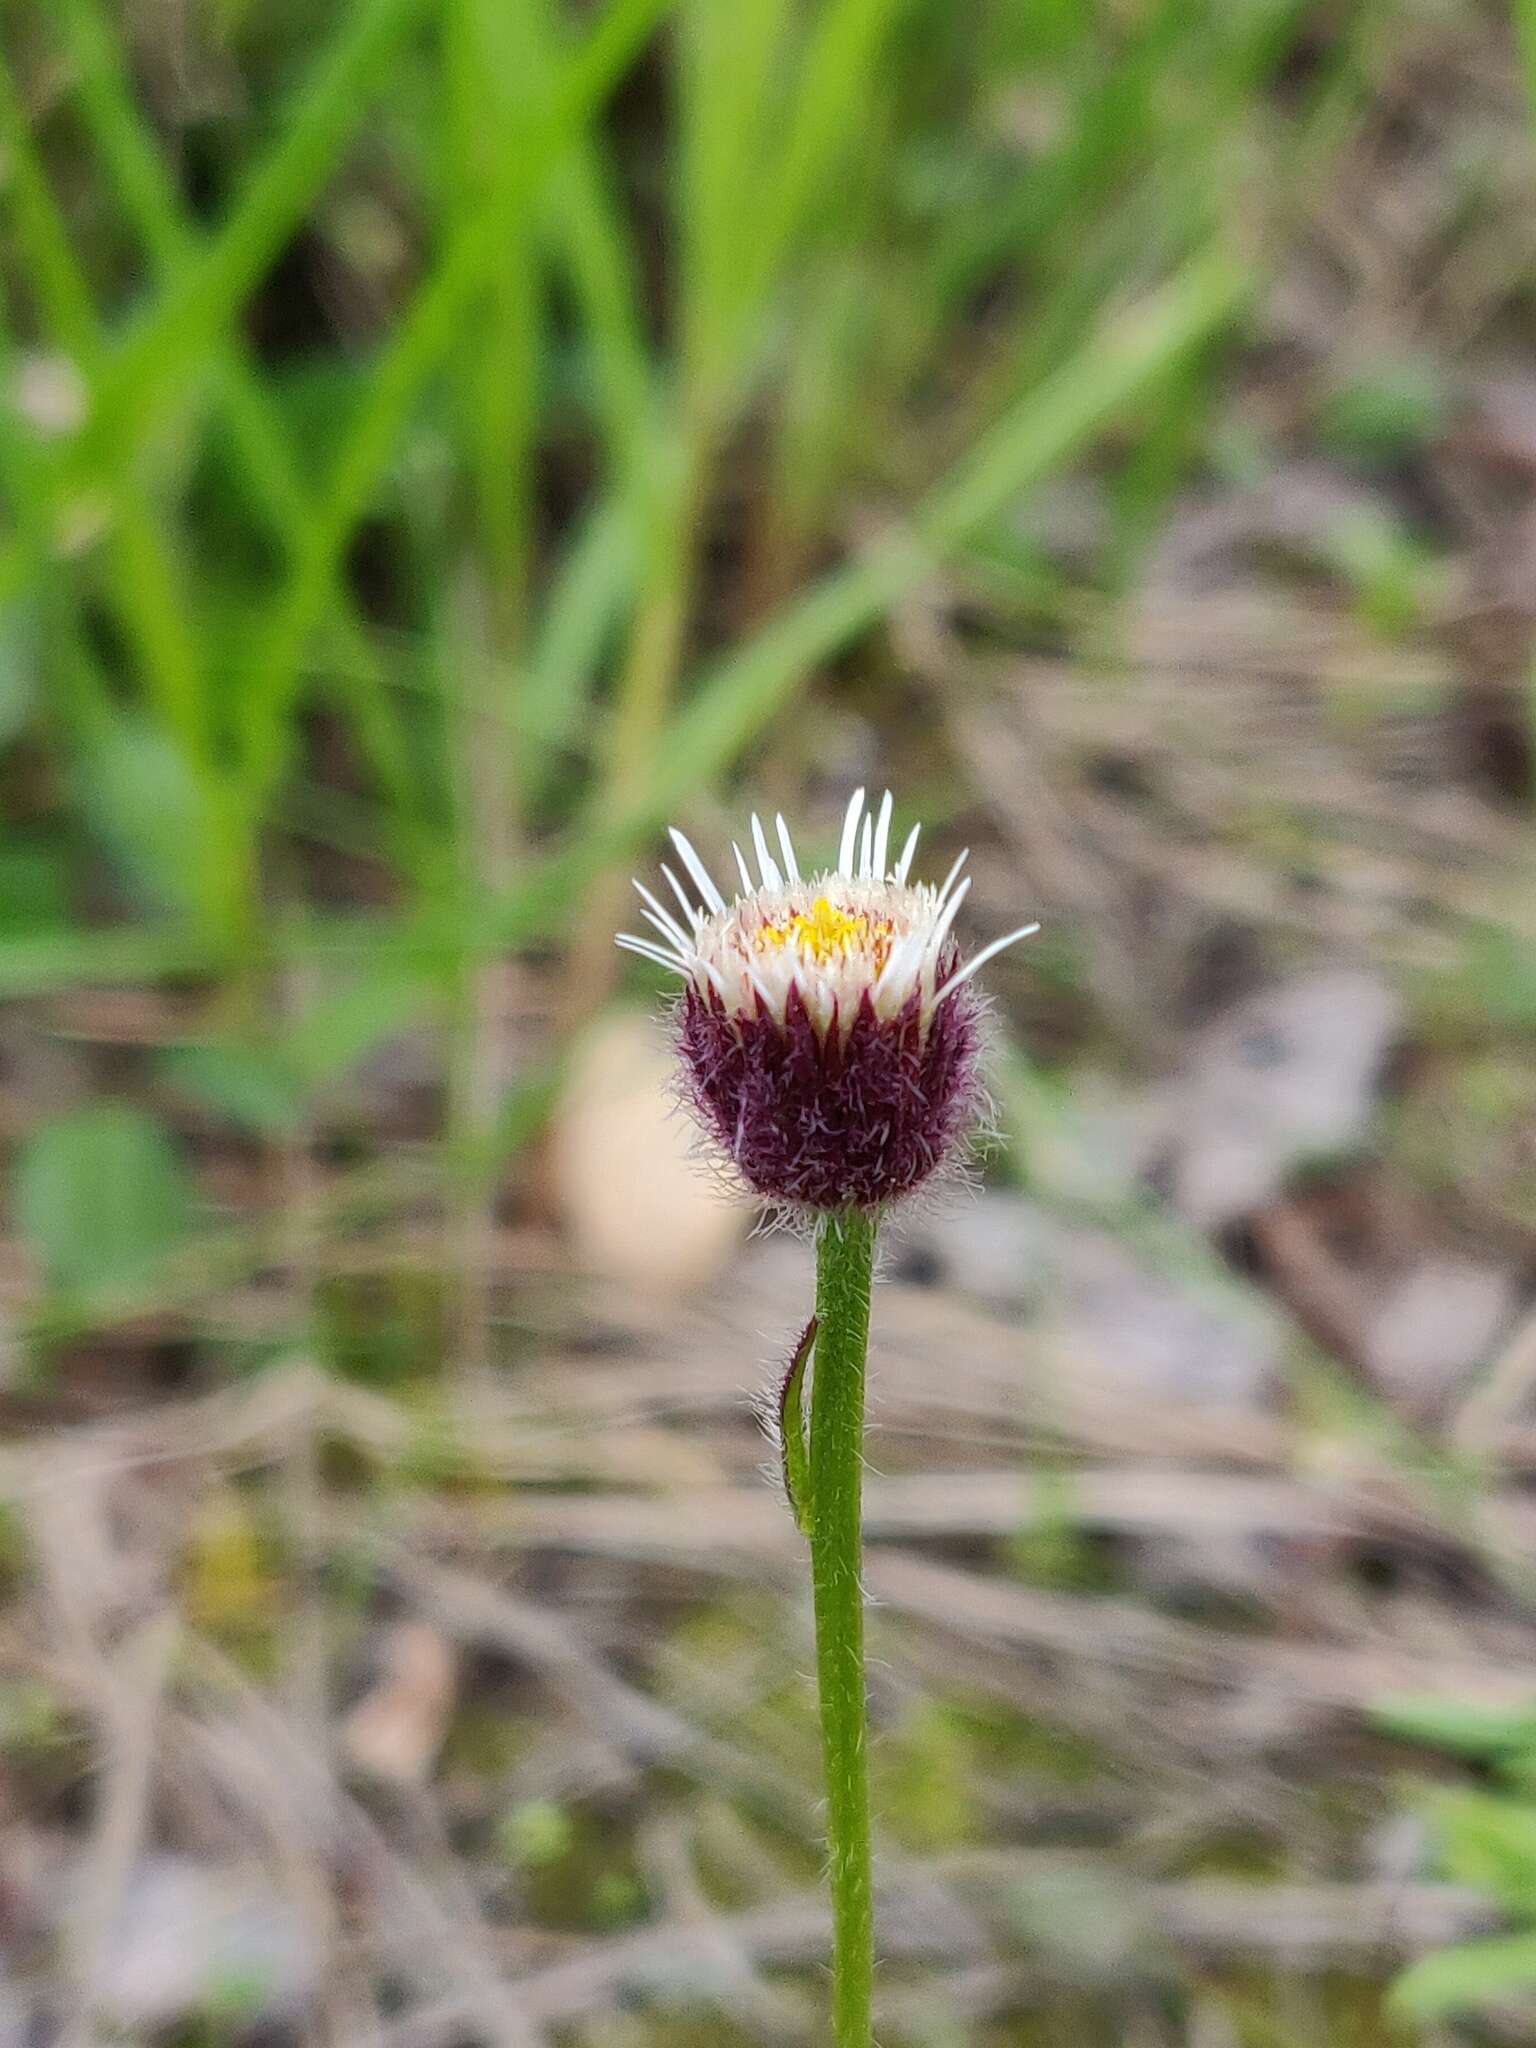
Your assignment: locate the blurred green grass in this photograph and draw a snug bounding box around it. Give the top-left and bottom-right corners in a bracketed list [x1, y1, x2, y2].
[0, 0, 1385, 1338]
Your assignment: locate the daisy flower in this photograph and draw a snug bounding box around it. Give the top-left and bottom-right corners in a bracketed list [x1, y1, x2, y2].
[617, 788, 1038, 1210]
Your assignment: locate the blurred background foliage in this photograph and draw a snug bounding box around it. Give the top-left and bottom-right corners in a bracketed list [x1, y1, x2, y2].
[1, 0, 1417, 1334]
[0, 0, 1342, 1306]
[5, 0, 1536, 2041]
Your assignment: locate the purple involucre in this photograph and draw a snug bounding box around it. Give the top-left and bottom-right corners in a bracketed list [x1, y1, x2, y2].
[676, 969, 987, 1211]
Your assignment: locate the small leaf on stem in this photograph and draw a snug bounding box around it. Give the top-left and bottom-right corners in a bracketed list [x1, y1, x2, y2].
[777, 1314, 818, 1533]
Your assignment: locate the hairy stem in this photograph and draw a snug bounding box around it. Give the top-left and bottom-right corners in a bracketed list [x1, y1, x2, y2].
[808, 1206, 877, 2046]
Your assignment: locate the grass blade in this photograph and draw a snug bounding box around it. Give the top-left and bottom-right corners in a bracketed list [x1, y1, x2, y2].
[235, 0, 676, 821]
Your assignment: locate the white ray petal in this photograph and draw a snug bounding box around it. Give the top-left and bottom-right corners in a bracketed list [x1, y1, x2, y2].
[616, 934, 687, 974]
[837, 788, 865, 876]
[733, 842, 755, 895]
[660, 863, 703, 930]
[638, 909, 690, 958]
[874, 926, 921, 996]
[924, 875, 971, 968]
[893, 823, 921, 885]
[935, 848, 969, 908]
[872, 790, 893, 878]
[858, 814, 873, 880]
[751, 814, 782, 890]
[934, 922, 1041, 1006]
[669, 828, 726, 914]
[776, 813, 800, 882]
[744, 962, 777, 1010]
[632, 878, 692, 952]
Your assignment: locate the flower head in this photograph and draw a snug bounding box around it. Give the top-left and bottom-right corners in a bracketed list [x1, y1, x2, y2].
[617, 790, 1038, 1211]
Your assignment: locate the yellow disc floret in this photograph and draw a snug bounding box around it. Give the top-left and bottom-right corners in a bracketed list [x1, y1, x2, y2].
[756, 894, 891, 971]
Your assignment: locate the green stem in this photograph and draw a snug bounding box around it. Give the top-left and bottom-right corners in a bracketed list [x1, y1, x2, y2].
[809, 1206, 877, 2047]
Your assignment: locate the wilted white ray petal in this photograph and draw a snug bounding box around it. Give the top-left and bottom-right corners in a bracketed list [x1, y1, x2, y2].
[632, 879, 692, 952]
[893, 823, 920, 884]
[925, 875, 971, 966]
[872, 790, 893, 878]
[744, 962, 776, 1009]
[873, 926, 920, 996]
[776, 814, 800, 882]
[616, 934, 687, 973]
[935, 848, 969, 908]
[660, 863, 703, 929]
[638, 909, 690, 957]
[733, 842, 755, 895]
[934, 922, 1042, 1006]
[837, 788, 865, 876]
[858, 814, 873, 880]
[669, 828, 726, 914]
[751, 814, 783, 889]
